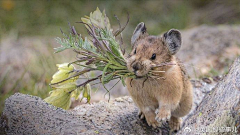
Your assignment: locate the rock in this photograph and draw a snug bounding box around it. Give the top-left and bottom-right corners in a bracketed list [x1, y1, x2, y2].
[177, 25, 240, 78]
[0, 77, 217, 134]
[178, 56, 240, 135]
[0, 93, 165, 135]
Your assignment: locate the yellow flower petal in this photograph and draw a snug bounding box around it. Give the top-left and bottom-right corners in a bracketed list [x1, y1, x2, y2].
[57, 63, 74, 71]
[44, 89, 72, 110]
[51, 63, 75, 84]
[51, 70, 69, 84]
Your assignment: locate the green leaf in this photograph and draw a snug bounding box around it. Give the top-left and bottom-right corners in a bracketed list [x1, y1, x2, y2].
[108, 64, 125, 70]
[110, 45, 121, 57]
[121, 76, 126, 87]
[54, 46, 67, 53]
[103, 73, 114, 84]
[101, 63, 110, 85]
[96, 66, 105, 71]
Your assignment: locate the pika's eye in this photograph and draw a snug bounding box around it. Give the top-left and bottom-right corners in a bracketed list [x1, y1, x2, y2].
[134, 49, 136, 54]
[151, 53, 156, 60]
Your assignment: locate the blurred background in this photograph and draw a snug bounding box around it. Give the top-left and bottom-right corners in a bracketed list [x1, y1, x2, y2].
[1, 0, 240, 112]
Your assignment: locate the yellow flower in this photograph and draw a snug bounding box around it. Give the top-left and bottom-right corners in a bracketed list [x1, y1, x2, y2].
[81, 7, 111, 31]
[51, 63, 75, 84]
[83, 83, 91, 103]
[44, 88, 72, 110]
[57, 63, 74, 71]
[71, 87, 82, 100]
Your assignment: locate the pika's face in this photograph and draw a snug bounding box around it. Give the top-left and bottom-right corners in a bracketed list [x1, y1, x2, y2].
[127, 36, 170, 77]
[127, 22, 182, 77]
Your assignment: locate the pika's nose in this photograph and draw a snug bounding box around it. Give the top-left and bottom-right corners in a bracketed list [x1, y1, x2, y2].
[132, 63, 141, 71]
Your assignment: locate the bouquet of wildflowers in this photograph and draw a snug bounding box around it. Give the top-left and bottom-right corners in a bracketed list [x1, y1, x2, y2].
[45, 8, 169, 109]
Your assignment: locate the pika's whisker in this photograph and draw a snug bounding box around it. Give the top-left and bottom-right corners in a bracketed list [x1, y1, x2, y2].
[156, 77, 165, 80]
[149, 75, 158, 78]
[149, 72, 162, 75]
[152, 76, 165, 79]
[150, 74, 160, 76]
[151, 62, 176, 68]
[149, 70, 165, 73]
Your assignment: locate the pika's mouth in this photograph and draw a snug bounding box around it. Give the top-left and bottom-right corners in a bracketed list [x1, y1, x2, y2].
[133, 70, 149, 79]
[134, 72, 147, 79]
[133, 71, 144, 79]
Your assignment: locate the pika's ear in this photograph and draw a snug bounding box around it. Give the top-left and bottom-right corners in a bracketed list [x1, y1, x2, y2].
[131, 22, 147, 45]
[163, 29, 182, 55]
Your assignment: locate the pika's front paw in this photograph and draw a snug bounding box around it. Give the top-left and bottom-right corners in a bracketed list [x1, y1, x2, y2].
[145, 114, 160, 128]
[155, 109, 171, 124]
[169, 116, 181, 133]
[138, 110, 145, 119]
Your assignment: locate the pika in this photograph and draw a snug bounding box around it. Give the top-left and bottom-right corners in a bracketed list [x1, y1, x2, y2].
[125, 22, 193, 132]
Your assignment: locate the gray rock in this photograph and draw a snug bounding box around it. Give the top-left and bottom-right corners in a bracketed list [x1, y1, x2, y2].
[0, 75, 219, 135]
[0, 94, 166, 135]
[177, 25, 240, 78]
[178, 56, 240, 135]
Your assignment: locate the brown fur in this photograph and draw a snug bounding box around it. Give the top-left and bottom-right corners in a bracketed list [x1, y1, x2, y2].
[125, 33, 193, 132]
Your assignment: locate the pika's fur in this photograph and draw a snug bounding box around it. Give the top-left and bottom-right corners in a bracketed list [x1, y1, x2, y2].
[125, 22, 193, 132]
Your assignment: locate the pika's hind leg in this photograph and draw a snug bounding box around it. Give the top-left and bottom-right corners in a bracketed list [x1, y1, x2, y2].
[169, 116, 181, 133]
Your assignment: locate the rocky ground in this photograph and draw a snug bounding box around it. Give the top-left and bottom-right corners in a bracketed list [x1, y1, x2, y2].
[0, 79, 222, 134]
[178, 25, 240, 78]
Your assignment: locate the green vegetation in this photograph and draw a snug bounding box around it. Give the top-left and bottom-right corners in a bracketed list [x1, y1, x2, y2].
[0, 1, 193, 39]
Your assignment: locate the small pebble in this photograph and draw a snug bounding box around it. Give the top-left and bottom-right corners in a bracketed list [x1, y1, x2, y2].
[202, 77, 212, 84]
